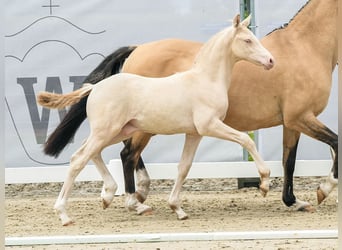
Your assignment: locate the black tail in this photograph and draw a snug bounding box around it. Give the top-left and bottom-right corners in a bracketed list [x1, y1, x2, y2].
[44, 46, 137, 157]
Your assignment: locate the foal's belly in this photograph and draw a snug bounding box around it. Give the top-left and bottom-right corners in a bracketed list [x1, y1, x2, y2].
[131, 110, 198, 135]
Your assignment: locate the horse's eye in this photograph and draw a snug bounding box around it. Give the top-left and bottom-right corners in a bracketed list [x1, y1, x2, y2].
[245, 39, 252, 44]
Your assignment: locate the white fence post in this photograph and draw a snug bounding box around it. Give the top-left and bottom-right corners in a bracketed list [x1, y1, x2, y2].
[108, 159, 125, 196]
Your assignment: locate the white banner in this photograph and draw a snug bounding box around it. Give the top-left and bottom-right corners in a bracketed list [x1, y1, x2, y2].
[4, 1, 337, 168]
[5, 0, 242, 167]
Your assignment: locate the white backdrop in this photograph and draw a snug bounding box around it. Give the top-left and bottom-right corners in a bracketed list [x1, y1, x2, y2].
[4, 0, 337, 168]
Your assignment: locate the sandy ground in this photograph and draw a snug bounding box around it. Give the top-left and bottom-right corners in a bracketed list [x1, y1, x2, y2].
[5, 177, 338, 249]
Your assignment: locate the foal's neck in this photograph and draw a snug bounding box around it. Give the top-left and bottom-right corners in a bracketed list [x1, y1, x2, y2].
[191, 27, 236, 89]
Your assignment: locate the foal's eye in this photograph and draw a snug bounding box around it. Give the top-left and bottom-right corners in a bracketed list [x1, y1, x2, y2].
[244, 39, 252, 44]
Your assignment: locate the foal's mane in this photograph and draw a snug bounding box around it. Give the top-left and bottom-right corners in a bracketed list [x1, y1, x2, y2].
[266, 0, 311, 36]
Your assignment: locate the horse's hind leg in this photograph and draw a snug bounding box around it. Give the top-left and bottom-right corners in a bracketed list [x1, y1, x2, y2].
[282, 127, 314, 212]
[130, 132, 152, 202]
[136, 157, 151, 203]
[168, 134, 202, 220]
[92, 154, 117, 209]
[285, 114, 337, 204]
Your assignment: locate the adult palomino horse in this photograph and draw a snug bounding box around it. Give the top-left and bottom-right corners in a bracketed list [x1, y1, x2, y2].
[38, 15, 274, 225]
[119, 0, 338, 212]
[42, 0, 337, 214]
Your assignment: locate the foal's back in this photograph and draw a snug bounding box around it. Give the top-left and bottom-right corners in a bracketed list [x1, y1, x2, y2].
[86, 71, 201, 135]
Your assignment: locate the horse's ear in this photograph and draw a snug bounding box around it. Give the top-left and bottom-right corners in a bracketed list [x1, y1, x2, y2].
[233, 14, 240, 28]
[240, 14, 252, 28]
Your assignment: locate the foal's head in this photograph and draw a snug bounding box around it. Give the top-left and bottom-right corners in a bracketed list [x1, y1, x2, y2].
[231, 14, 274, 70]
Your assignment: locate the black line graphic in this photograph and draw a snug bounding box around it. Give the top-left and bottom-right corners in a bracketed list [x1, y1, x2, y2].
[42, 0, 60, 15]
[5, 1, 107, 165]
[5, 16, 106, 37]
[5, 97, 70, 165]
[5, 40, 105, 62]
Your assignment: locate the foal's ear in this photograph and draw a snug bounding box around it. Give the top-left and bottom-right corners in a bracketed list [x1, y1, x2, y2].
[233, 14, 240, 28]
[240, 14, 252, 28]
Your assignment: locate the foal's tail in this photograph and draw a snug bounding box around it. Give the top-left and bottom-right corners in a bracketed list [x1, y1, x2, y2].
[43, 46, 137, 157]
[37, 84, 94, 109]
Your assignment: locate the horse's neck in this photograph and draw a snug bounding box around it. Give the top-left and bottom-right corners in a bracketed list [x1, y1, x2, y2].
[191, 27, 235, 88]
[285, 0, 337, 68]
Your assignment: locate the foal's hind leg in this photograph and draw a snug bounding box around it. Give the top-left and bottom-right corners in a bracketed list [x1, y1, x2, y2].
[197, 118, 270, 196]
[54, 139, 95, 226]
[168, 134, 202, 220]
[92, 154, 118, 209]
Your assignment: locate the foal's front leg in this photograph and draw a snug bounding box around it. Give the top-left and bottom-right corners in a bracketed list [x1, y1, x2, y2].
[197, 118, 270, 196]
[168, 134, 202, 220]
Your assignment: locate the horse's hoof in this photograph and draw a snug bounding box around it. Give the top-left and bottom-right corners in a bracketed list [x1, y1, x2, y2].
[136, 191, 147, 203]
[297, 204, 316, 213]
[317, 187, 326, 205]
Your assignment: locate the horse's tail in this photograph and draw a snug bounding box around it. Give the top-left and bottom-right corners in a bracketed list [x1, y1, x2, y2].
[37, 84, 94, 109]
[43, 46, 137, 157]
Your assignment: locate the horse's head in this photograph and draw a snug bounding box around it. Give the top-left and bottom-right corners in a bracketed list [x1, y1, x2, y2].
[231, 14, 274, 70]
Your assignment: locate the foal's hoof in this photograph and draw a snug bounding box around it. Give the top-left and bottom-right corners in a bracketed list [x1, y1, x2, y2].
[60, 215, 75, 226]
[178, 214, 189, 220]
[62, 220, 75, 226]
[102, 198, 112, 209]
[317, 187, 327, 205]
[259, 177, 269, 197]
[136, 204, 153, 215]
[174, 209, 189, 220]
[141, 207, 154, 216]
[292, 199, 315, 212]
[259, 184, 269, 197]
[260, 189, 268, 197]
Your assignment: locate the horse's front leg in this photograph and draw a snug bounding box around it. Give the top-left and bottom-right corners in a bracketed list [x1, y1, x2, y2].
[121, 134, 153, 215]
[124, 132, 153, 203]
[282, 127, 314, 211]
[168, 134, 202, 220]
[197, 118, 270, 196]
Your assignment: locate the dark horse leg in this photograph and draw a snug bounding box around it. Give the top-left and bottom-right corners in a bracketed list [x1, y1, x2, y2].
[283, 115, 337, 211]
[282, 127, 314, 211]
[121, 133, 153, 212]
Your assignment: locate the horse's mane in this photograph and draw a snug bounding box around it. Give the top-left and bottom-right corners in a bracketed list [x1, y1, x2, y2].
[266, 0, 311, 36]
